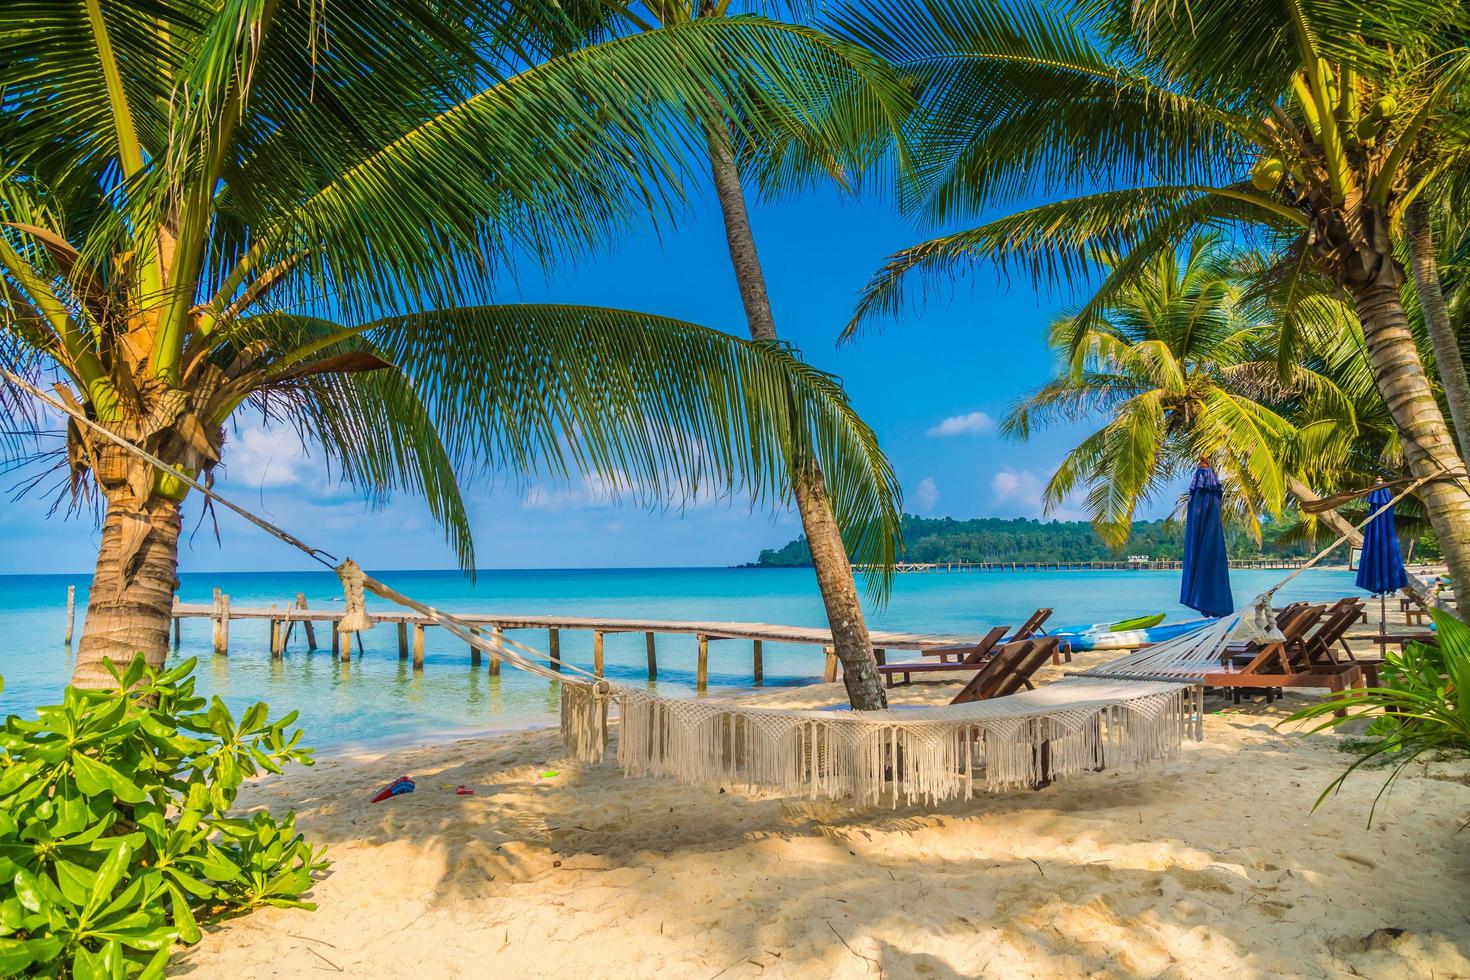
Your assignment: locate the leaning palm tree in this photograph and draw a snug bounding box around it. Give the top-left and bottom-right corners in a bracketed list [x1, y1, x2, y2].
[839, 0, 1470, 587]
[0, 1, 907, 689]
[1004, 234, 1368, 546]
[504, 0, 913, 708]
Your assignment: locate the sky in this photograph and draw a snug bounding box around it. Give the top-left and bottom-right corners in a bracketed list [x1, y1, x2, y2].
[0, 183, 1171, 575]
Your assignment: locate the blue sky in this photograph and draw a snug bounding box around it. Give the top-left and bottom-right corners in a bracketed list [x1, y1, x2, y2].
[0, 183, 1165, 574]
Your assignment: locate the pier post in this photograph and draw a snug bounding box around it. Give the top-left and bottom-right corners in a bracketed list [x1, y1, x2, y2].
[331, 622, 340, 658]
[412, 623, 425, 670]
[488, 627, 502, 676]
[645, 631, 657, 680]
[752, 639, 762, 686]
[64, 585, 76, 646]
[593, 630, 605, 677]
[173, 613, 181, 647]
[216, 595, 230, 654]
[873, 647, 886, 666]
[270, 619, 283, 659]
[297, 593, 317, 650]
[696, 635, 709, 693]
[823, 645, 838, 683]
[549, 628, 561, 672]
[397, 622, 409, 660]
[469, 626, 482, 667]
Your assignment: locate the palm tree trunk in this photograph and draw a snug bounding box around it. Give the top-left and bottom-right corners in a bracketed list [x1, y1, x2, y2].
[71, 497, 182, 688]
[1349, 280, 1470, 587]
[1285, 476, 1363, 548]
[1405, 198, 1470, 453]
[706, 125, 887, 709]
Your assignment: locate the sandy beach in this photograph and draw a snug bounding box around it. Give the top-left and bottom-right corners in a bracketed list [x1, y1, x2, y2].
[177, 629, 1470, 980]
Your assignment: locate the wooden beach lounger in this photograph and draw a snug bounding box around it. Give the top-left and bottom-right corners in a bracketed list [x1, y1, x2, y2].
[1205, 603, 1363, 708]
[1295, 598, 1383, 685]
[878, 626, 1009, 687]
[920, 608, 1056, 664]
[950, 638, 1060, 704]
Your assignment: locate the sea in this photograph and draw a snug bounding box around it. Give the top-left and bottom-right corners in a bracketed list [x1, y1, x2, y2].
[0, 566, 1360, 752]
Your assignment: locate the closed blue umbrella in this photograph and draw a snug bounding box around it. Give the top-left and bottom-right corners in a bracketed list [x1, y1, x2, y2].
[1356, 485, 1408, 632]
[1180, 464, 1234, 617]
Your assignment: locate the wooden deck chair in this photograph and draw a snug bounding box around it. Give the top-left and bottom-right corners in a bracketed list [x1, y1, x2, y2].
[879, 626, 1009, 687]
[1297, 598, 1381, 685]
[1013, 607, 1055, 641]
[1204, 604, 1363, 711]
[922, 608, 1057, 664]
[950, 638, 1060, 705]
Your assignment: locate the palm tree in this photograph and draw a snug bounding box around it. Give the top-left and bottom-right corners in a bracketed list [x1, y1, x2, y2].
[516, 0, 913, 708]
[1004, 234, 1371, 546]
[838, 0, 1470, 587]
[1, 1, 906, 689]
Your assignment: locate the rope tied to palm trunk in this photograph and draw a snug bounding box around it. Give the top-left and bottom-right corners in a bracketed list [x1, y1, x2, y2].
[335, 559, 376, 634]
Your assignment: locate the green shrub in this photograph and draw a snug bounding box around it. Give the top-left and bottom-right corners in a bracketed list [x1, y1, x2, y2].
[0, 656, 328, 977]
[1288, 606, 1470, 822]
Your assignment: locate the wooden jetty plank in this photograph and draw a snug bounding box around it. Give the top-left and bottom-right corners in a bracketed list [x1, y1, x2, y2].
[169, 604, 977, 652]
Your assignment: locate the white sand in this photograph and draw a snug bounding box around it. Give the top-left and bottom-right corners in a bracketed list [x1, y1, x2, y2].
[179, 636, 1470, 979]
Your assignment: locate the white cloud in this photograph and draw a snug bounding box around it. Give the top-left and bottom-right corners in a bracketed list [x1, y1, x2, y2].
[913, 476, 940, 513]
[926, 411, 995, 438]
[521, 474, 625, 512]
[990, 468, 1044, 512]
[990, 466, 1088, 521]
[223, 426, 313, 489]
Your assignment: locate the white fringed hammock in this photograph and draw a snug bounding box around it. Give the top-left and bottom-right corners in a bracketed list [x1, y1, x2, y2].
[341, 565, 1266, 805]
[4, 369, 1446, 807]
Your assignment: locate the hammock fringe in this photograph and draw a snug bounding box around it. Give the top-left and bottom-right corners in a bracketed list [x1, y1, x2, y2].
[563, 680, 1199, 806]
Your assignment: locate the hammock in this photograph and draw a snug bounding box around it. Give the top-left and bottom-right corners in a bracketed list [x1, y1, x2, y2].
[343, 563, 1219, 804]
[3, 369, 1446, 806]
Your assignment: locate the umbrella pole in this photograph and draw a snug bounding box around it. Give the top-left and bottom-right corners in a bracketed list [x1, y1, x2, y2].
[1380, 593, 1387, 637]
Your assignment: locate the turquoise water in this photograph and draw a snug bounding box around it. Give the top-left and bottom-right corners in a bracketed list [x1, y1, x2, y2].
[0, 566, 1359, 751]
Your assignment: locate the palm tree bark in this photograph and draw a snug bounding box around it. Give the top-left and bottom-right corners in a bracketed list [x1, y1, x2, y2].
[706, 125, 887, 709]
[72, 497, 182, 688]
[1405, 198, 1470, 454]
[1285, 477, 1363, 548]
[1349, 281, 1470, 587]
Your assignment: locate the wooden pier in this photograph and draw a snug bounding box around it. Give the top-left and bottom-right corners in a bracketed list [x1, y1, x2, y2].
[165, 597, 979, 692]
[854, 558, 1316, 573]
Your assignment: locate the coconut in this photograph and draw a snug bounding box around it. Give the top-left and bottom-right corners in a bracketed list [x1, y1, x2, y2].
[1251, 156, 1285, 191]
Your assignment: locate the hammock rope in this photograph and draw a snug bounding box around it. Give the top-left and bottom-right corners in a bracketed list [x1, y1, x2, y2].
[3, 368, 1446, 803]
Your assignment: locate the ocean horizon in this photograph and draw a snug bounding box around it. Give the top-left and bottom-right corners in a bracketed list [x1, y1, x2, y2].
[1, 564, 1362, 752]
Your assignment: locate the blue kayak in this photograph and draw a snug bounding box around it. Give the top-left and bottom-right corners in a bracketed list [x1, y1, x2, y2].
[1052, 617, 1213, 652]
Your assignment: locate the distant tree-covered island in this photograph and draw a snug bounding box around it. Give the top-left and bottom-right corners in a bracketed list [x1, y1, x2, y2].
[748, 514, 1345, 567]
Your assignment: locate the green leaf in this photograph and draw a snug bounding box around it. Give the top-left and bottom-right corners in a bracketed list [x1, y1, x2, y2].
[13, 868, 45, 913]
[71, 753, 147, 804]
[167, 883, 201, 945]
[0, 937, 36, 976]
[86, 839, 132, 915]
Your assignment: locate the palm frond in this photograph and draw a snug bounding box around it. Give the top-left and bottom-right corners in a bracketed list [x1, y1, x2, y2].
[353, 304, 905, 592]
